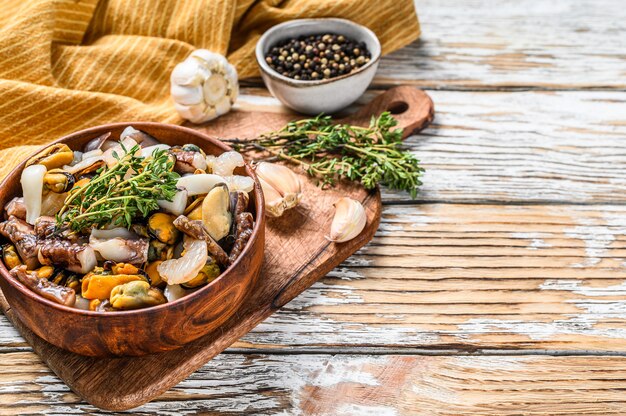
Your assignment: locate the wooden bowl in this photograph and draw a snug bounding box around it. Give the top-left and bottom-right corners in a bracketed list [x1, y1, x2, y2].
[0, 123, 265, 357]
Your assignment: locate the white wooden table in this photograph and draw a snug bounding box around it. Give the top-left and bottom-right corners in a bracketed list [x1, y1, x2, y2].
[2, 0, 626, 414]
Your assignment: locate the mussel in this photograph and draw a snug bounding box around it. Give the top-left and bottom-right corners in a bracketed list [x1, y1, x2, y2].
[2, 243, 22, 269]
[34, 265, 55, 280]
[182, 144, 205, 156]
[201, 183, 231, 241]
[182, 259, 220, 288]
[148, 213, 180, 245]
[26, 144, 74, 170]
[145, 260, 165, 287]
[83, 132, 112, 153]
[110, 281, 166, 310]
[147, 240, 174, 262]
[81, 267, 146, 300]
[65, 157, 106, 177]
[184, 196, 204, 221]
[43, 169, 75, 193]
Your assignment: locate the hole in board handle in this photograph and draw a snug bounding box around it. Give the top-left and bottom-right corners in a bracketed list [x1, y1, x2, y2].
[387, 101, 409, 115]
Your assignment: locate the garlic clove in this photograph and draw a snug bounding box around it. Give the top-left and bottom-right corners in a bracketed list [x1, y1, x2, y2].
[258, 177, 285, 218]
[255, 162, 302, 210]
[170, 59, 205, 86]
[215, 95, 231, 116]
[327, 197, 367, 243]
[170, 84, 203, 106]
[173, 102, 205, 123]
[191, 49, 227, 69]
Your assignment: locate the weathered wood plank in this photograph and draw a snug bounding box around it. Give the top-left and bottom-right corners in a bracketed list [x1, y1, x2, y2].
[385, 0, 626, 90]
[3, 352, 626, 415]
[234, 203, 626, 351]
[236, 89, 626, 203]
[243, 0, 626, 90]
[3, 203, 626, 352]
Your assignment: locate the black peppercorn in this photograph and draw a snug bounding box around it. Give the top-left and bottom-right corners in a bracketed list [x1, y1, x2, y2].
[264, 32, 372, 81]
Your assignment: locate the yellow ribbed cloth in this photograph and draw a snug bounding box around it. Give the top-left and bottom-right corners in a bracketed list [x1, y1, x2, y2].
[0, 0, 420, 178]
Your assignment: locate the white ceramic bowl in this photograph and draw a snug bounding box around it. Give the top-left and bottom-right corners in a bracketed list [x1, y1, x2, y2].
[256, 18, 381, 115]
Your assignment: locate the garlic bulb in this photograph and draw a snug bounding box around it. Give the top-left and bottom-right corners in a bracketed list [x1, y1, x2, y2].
[255, 162, 302, 217]
[170, 49, 239, 123]
[327, 197, 366, 243]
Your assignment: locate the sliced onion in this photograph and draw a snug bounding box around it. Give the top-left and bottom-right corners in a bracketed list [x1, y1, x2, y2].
[157, 237, 207, 285]
[140, 144, 171, 158]
[102, 137, 139, 167]
[120, 126, 140, 140]
[70, 151, 83, 166]
[63, 155, 105, 175]
[75, 246, 98, 274]
[21, 164, 46, 224]
[89, 235, 148, 264]
[82, 149, 103, 160]
[176, 174, 224, 196]
[158, 189, 188, 216]
[41, 191, 67, 217]
[90, 227, 138, 240]
[164, 284, 188, 302]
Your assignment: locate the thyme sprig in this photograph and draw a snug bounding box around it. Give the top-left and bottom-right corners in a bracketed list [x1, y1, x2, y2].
[57, 145, 180, 232]
[227, 112, 424, 198]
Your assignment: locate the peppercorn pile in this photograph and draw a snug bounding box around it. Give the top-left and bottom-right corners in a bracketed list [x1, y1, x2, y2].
[264, 33, 372, 81]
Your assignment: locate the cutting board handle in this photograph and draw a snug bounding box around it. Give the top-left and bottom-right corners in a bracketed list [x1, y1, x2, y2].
[345, 86, 435, 138]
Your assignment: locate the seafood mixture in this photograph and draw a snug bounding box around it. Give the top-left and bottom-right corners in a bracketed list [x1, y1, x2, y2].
[0, 127, 255, 311]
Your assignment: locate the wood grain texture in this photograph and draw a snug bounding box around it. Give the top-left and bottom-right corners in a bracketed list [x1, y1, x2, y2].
[235, 203, 626, 351]
[4, 203, 626, 354]
[2, 0, 626, 412]
[3, 352, 626, 415]
[237, 88, 626, 204]
[374, 0, 626, 90]
[245, 0, 626, 90]
[0, 87, 434, 409]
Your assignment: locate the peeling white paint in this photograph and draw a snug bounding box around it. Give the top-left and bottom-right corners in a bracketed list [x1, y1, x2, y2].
[540, 279, 626, 297]
[377, 206, 436, 233]
[564, 218, 616, 267]
[335, 404, 399, 416]
[245, 313, 440, 346]
[326, 267, 366, 281]
[452, 356, 531, 371]
[510, 232, 552, 249]
[310, 357, 381, 388]
[459, 275, 626, 341]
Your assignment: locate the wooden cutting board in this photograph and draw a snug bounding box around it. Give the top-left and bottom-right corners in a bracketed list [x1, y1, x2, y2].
[0, 86, 434, 411]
